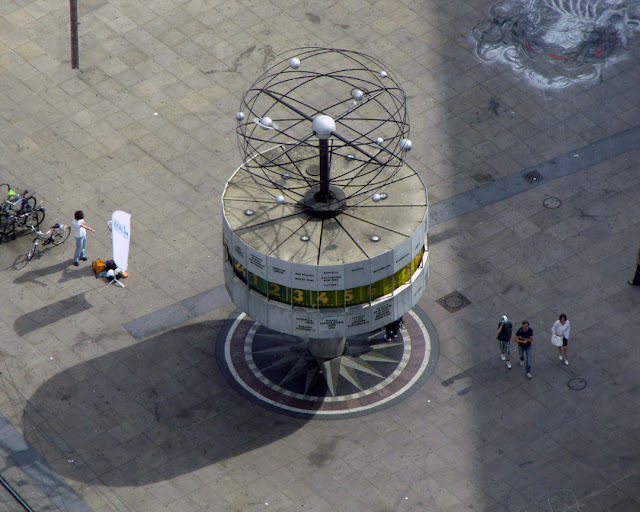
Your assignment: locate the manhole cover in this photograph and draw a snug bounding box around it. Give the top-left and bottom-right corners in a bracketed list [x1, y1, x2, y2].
[543, 197, 561, 209]
[306, 164, 320, 176]
[567, 378, 587, 390]
[523, 170, 543, 184]
[444, 295, 463, 308]
[436, 291, 471, 313]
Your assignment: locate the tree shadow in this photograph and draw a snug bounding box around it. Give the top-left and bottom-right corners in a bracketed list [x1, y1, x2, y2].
[22, 320, 308, 486]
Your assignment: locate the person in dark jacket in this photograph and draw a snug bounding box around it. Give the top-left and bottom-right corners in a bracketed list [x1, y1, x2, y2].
[514, 320, 533, 379]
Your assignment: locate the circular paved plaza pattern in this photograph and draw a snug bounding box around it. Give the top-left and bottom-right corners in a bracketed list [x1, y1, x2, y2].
[216, 308, 439, 419]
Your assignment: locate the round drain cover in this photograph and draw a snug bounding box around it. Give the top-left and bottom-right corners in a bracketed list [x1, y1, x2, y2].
[567, 378, 587, 390]
[444, 295, 463, 308]
[543, 197, 561, 209]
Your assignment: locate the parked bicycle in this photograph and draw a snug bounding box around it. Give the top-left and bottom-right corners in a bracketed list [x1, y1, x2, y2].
[0, 213, 13, 243]
[0, 206, 46, 243]
[1, 184, 37, 216]
[26, 223, 71, 262]
[0, 184, 45, 243]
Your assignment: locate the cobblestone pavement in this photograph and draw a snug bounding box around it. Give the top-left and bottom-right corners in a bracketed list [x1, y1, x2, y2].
[1, 0, 639, 511]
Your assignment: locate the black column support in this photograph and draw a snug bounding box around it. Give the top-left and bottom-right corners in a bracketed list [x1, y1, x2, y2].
[318, 138, 330, 201]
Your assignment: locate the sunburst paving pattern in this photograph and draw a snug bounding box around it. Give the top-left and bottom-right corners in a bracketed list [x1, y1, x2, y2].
[218, 308, 438, 418]
[250, 327, 405, 397]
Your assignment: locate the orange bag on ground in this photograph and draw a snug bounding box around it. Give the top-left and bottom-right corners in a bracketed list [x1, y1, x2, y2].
[92, 259, 106, 274]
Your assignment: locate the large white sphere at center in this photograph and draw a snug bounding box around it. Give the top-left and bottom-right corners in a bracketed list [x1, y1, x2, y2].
[312, 115, 336, 139]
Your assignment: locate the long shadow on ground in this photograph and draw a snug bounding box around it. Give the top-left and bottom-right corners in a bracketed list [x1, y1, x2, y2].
[22, 320, 308, 486]
[14, 293, 93, 336]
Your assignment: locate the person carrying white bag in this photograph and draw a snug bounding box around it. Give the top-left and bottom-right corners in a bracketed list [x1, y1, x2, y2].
[551, 313, 571, 365]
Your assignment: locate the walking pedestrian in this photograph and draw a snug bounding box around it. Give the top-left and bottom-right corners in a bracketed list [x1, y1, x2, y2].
[72, 210, 96, 266]
[628, 246, 640, 286]
[551, 313, 571, 365]
[385, 321, 396, 341]
[514, 320, 533, 379]
[385, 317, 404, 341]
[497, 315, 513, 369]
[395, 316, 404, 335]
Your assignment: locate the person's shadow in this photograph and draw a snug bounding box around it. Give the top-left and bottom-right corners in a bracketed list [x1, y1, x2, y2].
[13, 260, 73, 286]
[23, 321, 308, 486]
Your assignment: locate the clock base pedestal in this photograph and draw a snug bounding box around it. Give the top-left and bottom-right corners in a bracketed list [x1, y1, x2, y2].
[307, 337, 347, 359]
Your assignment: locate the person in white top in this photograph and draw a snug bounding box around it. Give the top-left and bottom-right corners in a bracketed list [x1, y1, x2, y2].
[72, 210, 96, 266]
[551, 313, 571, 365]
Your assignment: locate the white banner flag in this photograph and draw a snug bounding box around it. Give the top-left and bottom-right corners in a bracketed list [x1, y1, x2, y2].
[111, 211, 131, 271]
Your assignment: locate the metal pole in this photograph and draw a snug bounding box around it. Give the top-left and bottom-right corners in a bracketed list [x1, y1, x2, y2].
[0, 473, 35, 512]
[69, 0, 79, 69]
[319, 138, 330, 201]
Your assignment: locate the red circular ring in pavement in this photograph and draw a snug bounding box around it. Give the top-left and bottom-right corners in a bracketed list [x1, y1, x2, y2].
[217, 308, 438, 419]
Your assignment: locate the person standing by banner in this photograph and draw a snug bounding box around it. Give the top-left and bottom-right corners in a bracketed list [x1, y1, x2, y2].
[72, 210, 96, 266]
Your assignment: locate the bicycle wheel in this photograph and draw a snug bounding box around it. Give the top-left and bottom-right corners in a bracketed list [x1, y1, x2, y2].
[23, 209, 45, 229]
[24, 196, 37, 212]
[0, 213, 15, 243]
[51, 224, 71, 245]
[27, 240, 37, 261]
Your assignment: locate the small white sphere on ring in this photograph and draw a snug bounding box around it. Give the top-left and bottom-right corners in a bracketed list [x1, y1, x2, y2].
[257, 116, 273, 129]
[399, 138, 412, 151]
